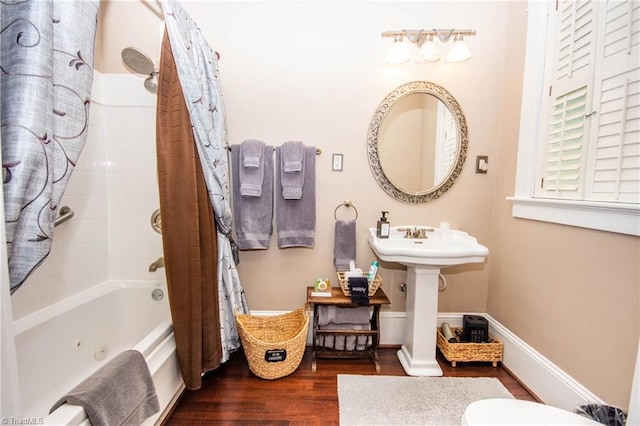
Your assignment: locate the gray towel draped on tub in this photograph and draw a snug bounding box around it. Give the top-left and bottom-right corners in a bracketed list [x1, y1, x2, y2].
[275, 143, 316, 248]
[232, 143, 274, 249]
[50, 350, 160, 426]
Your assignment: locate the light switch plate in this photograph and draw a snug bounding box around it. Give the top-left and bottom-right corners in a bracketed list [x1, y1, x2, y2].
[332, 154, 343, 171]
[475, 155, 488, 173]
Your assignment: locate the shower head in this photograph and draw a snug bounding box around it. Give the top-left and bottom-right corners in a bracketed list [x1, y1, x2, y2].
[121, 47, 154, 75]
[121, 47, 158, 93]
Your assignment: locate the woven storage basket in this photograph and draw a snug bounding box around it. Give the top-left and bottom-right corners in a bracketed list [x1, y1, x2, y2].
[436, 326, 503, 367]
[235, 307, 310, 380]
[337, 271, 382, 296]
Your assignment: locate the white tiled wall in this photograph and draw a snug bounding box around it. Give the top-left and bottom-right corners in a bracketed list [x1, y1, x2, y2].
[11, 73, 163, 319]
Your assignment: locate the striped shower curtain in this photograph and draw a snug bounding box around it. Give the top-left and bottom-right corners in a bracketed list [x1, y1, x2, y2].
[1, 0, 99, 293]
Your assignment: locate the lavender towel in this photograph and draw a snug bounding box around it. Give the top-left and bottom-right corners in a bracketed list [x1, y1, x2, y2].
[317, 305, 371, 326]
[232, 145, 273, 249]
[239, 139, 265, 197]
[275, 145, 315, 248]
[317, 323, 371, 351]
[280, 141, 305, 199]
[50, 350, 159, 426]
[334, 219, 356, 271]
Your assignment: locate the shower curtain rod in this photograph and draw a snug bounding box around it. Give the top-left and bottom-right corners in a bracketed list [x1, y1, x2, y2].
[141, 0, 163, 19]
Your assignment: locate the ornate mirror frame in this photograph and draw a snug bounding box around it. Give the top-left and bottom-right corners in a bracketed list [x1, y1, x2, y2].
[367, 81, 468, 204]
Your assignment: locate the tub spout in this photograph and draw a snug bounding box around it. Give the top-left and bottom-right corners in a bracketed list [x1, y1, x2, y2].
[149, 256, 164, 272]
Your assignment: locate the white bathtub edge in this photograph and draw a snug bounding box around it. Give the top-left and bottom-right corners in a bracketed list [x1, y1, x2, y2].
[13, 280, 164, 335]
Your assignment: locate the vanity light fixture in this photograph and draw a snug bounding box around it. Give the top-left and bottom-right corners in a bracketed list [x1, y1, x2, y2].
[446, 34, 472, 62]
[416, 34, 440, 63]
[382, 29, 476, 63]
[385, 34, 411, 64]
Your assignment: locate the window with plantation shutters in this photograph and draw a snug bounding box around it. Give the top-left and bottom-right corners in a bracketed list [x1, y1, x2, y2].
[536, 0, 596, 200]
[509, 0, 640, 236]
[585, 0, 640, 203]
[540, 85, 589, 198]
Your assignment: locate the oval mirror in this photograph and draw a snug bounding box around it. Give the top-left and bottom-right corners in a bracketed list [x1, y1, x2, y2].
[367, 81, 468, 203]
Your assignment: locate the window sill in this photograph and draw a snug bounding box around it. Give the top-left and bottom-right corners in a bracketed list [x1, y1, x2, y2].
[507, 197, 640, 236]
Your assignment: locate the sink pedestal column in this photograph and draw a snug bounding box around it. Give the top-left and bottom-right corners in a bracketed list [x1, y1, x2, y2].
[397, 266, 443, 376]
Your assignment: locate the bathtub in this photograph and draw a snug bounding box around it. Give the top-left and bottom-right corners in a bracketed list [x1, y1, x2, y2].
[12, 280, 184, 425]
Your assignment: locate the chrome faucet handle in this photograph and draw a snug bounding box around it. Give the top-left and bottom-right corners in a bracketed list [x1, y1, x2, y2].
[397, 227, 413, 238]
[414, 227, 435, 238]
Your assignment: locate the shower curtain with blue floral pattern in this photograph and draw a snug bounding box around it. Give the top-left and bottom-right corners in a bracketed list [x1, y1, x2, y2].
[160, 0, 249, 370]
[1, 0, 99, 294]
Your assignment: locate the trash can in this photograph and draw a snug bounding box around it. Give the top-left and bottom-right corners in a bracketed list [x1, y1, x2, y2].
[574, 403, 627, 426]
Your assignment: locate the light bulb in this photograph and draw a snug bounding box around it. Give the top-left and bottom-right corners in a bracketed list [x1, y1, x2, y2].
[445, 35, 471, 63]
[416, 36, 440, 63]
[385, 35, 410, 64]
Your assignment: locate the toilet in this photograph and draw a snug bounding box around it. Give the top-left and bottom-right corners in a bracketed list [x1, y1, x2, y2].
[462, 399, 602, 425]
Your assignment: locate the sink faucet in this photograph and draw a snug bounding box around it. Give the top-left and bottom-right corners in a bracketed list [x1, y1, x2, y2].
[398, 227, 433, 239]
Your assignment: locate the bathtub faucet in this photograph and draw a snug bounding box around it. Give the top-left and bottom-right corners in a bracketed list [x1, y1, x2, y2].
[149, 256, 165, 272]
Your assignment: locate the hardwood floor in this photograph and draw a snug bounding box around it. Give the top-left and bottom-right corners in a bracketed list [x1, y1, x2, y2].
[164, 347, 538, 425]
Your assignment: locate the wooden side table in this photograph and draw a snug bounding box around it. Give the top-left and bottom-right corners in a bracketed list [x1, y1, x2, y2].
[306, 286, 390, 373]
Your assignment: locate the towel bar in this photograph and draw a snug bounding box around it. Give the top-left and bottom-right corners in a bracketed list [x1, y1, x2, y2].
[227, 145, 322, 155]
[334, 200, 358, 220]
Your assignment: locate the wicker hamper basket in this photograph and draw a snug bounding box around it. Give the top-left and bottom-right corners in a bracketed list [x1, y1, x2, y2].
[235, 307, 310, 379]
[436, 326, 503, 367]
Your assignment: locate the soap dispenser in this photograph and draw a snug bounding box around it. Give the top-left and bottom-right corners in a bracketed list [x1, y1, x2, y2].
[376, 211, 390, 238]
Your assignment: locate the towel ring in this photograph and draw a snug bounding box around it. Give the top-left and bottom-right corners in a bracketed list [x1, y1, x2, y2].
[334, 200, 358, 220]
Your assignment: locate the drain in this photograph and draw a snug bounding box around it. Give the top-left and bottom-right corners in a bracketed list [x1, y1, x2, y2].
[94, 344, 109, 361]
[73, 339, 83, 351]
[151, 288, 164, 301]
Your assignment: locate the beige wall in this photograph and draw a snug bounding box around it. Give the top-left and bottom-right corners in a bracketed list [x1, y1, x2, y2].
[97, 0, 639, 410]
[488, 1, 640, 409]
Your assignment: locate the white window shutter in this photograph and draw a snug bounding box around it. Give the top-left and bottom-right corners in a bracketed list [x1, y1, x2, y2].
[586, 0, 640, 203]
[537, 0, 597, 199]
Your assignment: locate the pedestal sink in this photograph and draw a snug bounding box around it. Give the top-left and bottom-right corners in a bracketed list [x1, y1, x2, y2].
[367, 226, 488, 376]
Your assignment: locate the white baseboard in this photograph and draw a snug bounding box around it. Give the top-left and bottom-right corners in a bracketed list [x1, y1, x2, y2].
[482, 313, 604, 410]
[251, 309, 602, 412]
[380, 311, 603, 411]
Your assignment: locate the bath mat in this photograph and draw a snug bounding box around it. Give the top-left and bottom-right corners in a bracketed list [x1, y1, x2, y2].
[337, 374, 514, 425]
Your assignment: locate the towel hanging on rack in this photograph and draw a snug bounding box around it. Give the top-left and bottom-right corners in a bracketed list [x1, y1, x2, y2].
[231, 144, 274, 249]
[239, 139, 266, 197]
[275, 144, 316, 248]
[333, 200, 358, 271]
